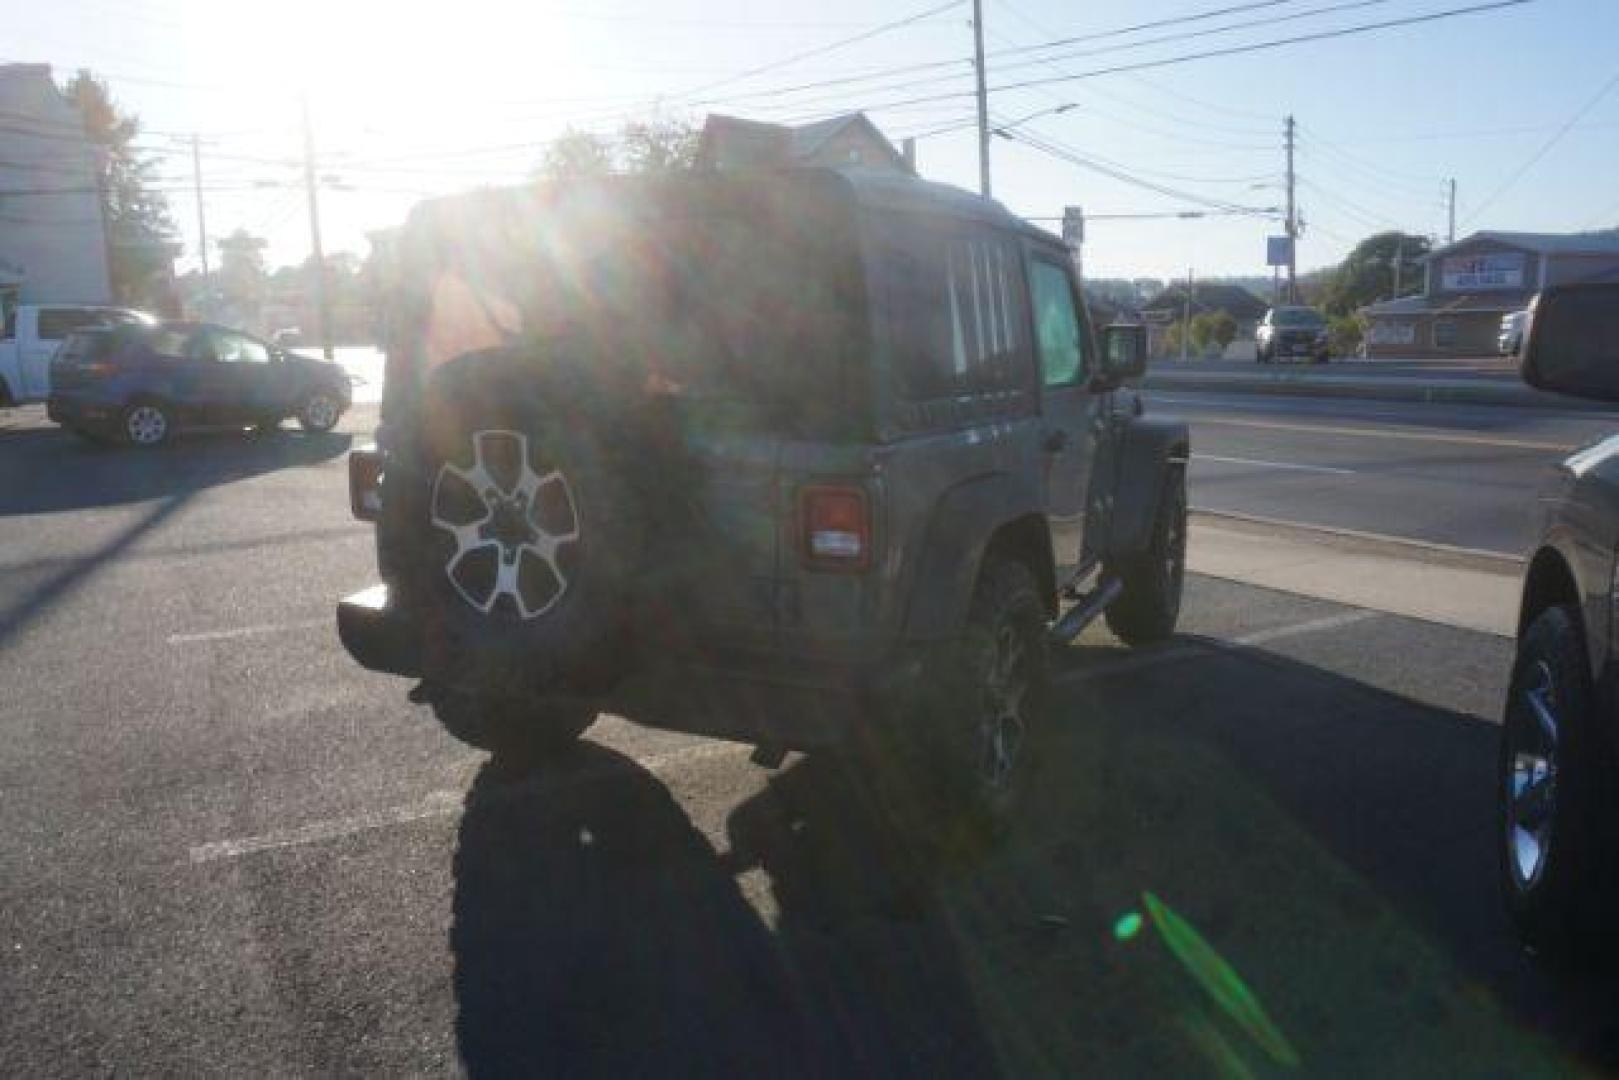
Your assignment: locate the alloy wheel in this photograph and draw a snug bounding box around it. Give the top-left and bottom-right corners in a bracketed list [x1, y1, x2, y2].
[1506, 658, 1560, 890]
[125, 405, 167, 446]
[303, 393, 339, 431]
[430, 430, 580, 620]
[978, 621, 1030, 794]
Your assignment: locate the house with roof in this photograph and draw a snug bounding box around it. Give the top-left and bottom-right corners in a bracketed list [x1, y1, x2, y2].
[0, 64, 113, 318]
[696, 112, 915, 174]
[1138, 282, 1268, 357]
[1362, 230, 1619, 357]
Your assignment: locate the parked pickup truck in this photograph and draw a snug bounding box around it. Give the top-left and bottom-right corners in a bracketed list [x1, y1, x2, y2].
[0, 303, 154, 405]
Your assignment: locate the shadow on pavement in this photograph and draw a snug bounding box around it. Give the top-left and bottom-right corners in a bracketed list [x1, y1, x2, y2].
[0, 422, 351, 516]
[451, 637, 1619, 1076]
[451, 744, 995, 1078]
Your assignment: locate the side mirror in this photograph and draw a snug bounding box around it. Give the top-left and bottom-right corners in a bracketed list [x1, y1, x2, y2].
[1101, 323, 1147, 382]
[1520, 284, 1619, 403]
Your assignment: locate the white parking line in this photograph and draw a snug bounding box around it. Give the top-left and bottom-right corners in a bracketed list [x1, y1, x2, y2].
[1057, 608, 1380, 685]
[167, 618, 329, 645]
[188, 740, 748, 864]
[1194, 454, 1355, 476]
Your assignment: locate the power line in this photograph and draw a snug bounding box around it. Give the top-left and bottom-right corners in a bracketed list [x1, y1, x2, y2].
[1464, 66, 1619, 227]
[1001, 125, 1279, 216]
[674, 0, 966, 99]
[694, 0, 1391, 124]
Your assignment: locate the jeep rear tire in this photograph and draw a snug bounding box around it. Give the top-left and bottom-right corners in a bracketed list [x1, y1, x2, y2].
[876, 556, 1049, 842]
[1106, 467, 1186, 645]
[432, 691, 596, 763]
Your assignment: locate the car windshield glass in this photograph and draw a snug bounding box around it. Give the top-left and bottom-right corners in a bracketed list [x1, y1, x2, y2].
[1272, 308, 1325, 327]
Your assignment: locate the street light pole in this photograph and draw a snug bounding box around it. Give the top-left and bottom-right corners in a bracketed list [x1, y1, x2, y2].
[190, 135, 210, 299]
[301, 95, 333, 361]
[972, 0, 991, 197]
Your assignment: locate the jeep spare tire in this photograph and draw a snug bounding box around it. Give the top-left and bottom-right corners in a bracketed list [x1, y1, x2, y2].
[415, 351, 646, 689]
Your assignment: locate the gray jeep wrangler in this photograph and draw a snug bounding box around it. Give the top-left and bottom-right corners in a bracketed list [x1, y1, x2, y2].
[337, 166, 1187, 819]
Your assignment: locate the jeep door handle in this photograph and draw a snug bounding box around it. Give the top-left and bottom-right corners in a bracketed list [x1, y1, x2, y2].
[1042, 429, 1071, 453]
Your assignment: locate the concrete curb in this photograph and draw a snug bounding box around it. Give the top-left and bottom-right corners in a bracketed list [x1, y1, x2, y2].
[1142, 369, 1616, 412]
[1189, 508, 1523, 573]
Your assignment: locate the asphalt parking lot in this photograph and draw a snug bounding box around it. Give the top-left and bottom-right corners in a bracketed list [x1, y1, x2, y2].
[2, 402, 1616, 1076]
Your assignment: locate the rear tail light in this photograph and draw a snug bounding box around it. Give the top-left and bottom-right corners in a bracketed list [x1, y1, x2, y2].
[800, 485, 870, 571]
[349, 447, 384, 521]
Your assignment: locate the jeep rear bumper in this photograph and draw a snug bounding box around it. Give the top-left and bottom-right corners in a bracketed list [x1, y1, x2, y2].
[335, 582, 926, 750]
[337, 584, 422, 677]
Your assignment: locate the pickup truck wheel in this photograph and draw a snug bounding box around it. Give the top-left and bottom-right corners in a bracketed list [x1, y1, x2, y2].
[1106, 468, 1186, 645]
[298, 391, 342, 433]
[431, 691, 596, 764]
[1499, 605, 1619, 963]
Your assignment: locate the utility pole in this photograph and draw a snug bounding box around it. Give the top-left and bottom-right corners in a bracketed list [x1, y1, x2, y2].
[301, 95, 333, 361]
[1284, 114, 1297, 304]
[1180, 267, 1193, 362]
[1447, 178, 1457, 245]
[190, 135, 210, 299]
[1392, 234, 1403, 298]
[972, 0, 991, 197]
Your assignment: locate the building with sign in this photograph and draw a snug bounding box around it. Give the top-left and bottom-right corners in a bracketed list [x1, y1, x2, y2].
[1362, 230, 1619, 357]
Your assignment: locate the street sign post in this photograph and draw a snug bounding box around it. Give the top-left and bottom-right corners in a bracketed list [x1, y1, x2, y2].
[1063, 206, 1084, 247]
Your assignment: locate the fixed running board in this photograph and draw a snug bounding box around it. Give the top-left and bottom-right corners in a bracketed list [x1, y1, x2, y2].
[1049, 577, 1123, 645]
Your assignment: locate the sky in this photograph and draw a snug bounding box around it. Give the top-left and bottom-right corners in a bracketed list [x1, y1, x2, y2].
[7, 0, 1617, 282]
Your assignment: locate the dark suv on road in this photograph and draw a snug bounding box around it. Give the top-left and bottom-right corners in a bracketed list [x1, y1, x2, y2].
[1501, 281, 1619, 958]
[48, 321, 351, 446]
[1256, 305, 1330, 364]
[337, 168, 1188, 820]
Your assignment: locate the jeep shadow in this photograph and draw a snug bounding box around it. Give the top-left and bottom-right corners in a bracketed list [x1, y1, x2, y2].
[450, 635, 1619, 1076]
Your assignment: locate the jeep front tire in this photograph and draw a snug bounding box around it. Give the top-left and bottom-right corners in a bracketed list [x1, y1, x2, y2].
[1106, 467, 1186, 645]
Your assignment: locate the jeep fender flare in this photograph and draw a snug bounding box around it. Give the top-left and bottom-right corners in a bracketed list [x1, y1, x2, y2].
[901, 471, 1051, 640]
[1104, 414, 1189, 560]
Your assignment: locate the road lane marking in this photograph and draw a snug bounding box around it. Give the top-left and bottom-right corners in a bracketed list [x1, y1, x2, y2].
[1057, 609, 1381, 685]
[1183, 415, 1577, 452]
[1195, 454, 1354, 475]
[188, 740, 748, 864]
[168, 618, 329, 645]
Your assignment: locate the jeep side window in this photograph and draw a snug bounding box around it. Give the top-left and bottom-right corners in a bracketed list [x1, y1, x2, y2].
[876, 214, 1032, 401]
[1030, 257, 1085, 387]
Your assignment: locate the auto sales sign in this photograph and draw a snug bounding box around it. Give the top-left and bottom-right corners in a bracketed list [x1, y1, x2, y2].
[1441, 251, 1525, 291]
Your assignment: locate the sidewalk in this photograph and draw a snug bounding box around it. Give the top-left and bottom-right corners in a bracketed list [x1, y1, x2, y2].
[1142, 362, 1613, 411]
[1187, 510, 1520, 637]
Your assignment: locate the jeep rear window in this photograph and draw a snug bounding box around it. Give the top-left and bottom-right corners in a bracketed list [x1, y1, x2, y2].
[399, 177, 866, 435]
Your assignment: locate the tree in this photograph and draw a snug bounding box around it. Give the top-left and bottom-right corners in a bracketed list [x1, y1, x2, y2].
[214, 228, 267, 323]
[1321, 231, 1431, 316]
[535, 118, 702, 181]
[537, 129, 614, 182]
[619, 119, 699, 174]
[64, 70, 176, 310]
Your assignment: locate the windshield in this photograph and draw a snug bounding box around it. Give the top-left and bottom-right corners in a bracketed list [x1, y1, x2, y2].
[1271, 307, 1326, 328]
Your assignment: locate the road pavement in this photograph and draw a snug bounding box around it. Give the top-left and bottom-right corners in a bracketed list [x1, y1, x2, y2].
[1152, 389, 1619, 556]
[3, 403, 1617, 1075]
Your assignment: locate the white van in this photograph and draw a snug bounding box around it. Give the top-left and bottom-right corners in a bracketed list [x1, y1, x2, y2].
[0, 303, 154, 405]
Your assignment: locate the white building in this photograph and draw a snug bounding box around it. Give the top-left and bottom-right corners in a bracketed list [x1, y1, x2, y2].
[0, 63, 113, 315]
